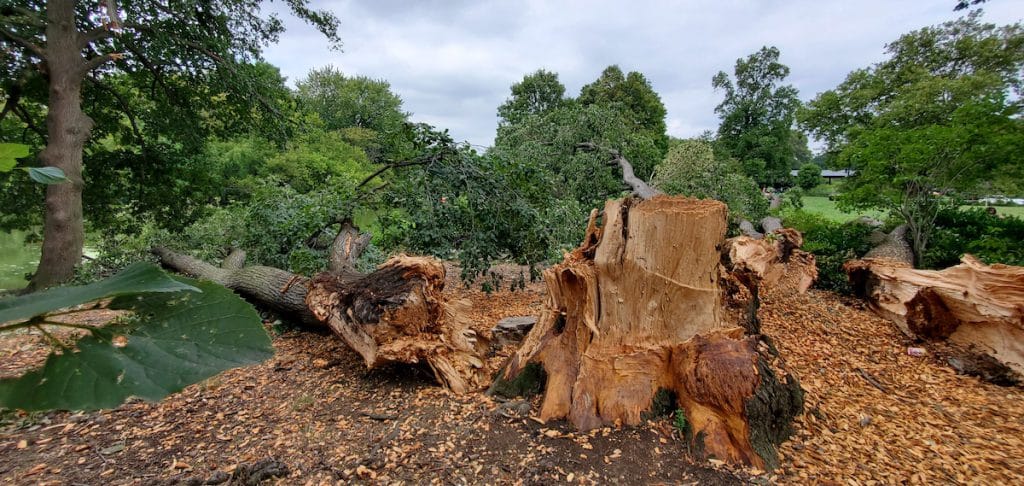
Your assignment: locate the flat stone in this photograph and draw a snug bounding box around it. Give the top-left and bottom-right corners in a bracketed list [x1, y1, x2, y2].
[492, 316, 537, 346]
[497, 316, 537, 330]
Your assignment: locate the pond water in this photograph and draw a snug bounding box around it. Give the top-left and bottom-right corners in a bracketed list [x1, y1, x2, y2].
[0, 230, 40, 291]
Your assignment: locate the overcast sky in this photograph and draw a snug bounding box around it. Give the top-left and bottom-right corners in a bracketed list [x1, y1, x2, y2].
[263, 1, 1023, 151]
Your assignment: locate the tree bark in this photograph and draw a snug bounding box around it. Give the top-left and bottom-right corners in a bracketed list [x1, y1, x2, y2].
[30, 0, 93, 290]
[863, 224, 914, 266]
[491, 196, 804, 469]
[154, 240, 488, 394]
[845, 255, 1024, 385]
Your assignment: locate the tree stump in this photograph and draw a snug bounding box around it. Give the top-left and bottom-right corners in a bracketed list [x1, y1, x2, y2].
[492, 196, 804, 469]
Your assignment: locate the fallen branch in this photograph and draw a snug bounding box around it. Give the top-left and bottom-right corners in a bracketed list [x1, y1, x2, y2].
[575, 142, 660, 200]
[855, 367, 888, 393]
[845, 255, 1024, 385]
[153, 226, 488, 394]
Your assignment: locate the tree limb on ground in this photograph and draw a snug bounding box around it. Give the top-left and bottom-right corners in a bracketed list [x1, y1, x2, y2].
[845, 255, 1024, 385]
[152, 222, 488, 394]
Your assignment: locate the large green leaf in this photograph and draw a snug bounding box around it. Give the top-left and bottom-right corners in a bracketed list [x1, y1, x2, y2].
[0, 278, 272, 411]
[0, 263, 197, 325]
[0, 143, 29, 172]
[25, 166, 70, 185]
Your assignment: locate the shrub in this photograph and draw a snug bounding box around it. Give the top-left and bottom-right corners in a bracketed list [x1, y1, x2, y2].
[923, 208, 1024, 269]
[796, 163, 822, 190]
[803, 182, 837, 197]
[782, 211, 874, 294]
[784, 188, 805, 210]
[652, 140, 768, 222]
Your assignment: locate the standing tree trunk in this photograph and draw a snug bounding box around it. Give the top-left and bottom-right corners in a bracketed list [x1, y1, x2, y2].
[491, 196, 804, 469]
[29, 0, 93, 290]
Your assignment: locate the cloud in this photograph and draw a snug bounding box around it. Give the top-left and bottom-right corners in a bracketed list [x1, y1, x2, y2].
[263, 0, 1024, 149]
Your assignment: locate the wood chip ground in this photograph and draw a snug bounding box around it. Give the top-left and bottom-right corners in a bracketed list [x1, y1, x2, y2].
[1, 263, 1021, 484]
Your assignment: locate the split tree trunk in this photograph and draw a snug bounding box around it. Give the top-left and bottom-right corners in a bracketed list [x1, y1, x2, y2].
[845, 255, 1024, 385]
[153, 221, 488, 394]
[492, 196, 804, 469]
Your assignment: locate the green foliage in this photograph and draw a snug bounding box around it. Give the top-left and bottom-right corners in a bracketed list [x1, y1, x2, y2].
[799, 13, 1024, 265]
[796, 164, 822, 190]
[803, 182, 837, 198]
[781, 211, 874, 294]
[0, 2, 339, 245]
[0, 143, 28, 172]
[785, 188, 805, 210]
[295, 66, 411, 161]
[260, 130, 376, 193]
[0, 143, 68, 185]
[578, 65, 669, 175]
[0, 264, 271, 411]
[497, 69, 567, 126]
[178, 179, 356, 276]
[382, 128, 572, 279]
[713, 46, 803, 187]
[0, 263, 195, 323]
[674, 408, 690, 436]
[923, 208, 1024, 269]
[204, 136, 279, 200]
[652, 139, 768, 222]
[493, 100, 661, 211]
[25, 167, 69, 185]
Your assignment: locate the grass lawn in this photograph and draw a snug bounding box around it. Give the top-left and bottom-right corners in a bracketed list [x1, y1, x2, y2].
[0, 230, 39, 291]
[971, 205, 1024, 218]
[796, 196, 886, 222]
[797, 196, 1024, 222]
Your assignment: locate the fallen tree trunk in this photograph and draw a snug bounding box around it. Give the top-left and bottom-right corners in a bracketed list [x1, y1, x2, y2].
[491, 196, 804, 469]
[153, 221, 488, 394]
[863, 224, 914, 265]
[721, 228, 818, 334]
[845, 255, 1024, 385]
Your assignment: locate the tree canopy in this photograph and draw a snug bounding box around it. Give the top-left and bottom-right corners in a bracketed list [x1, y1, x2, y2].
[497, 69, 567, 127]
[578, 65, 669, 173]
[712, 46, 804, 187]
[799, 12, 1024, 265]
[0, 0, 340, 288]
[651, 139, 768, 222]
[295, 66, 411, 162]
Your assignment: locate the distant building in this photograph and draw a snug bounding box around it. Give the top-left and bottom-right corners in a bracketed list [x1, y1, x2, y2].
[789, 168, 855, 184]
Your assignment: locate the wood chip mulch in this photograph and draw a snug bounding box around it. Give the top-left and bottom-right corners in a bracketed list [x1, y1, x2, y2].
[763, 287, 1024, 484]
[0, 262, 1021, 484]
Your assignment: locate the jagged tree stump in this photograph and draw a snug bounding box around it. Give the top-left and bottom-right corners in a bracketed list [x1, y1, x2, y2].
[153, 221, 487, 394]
[492, 196, 803, 469]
